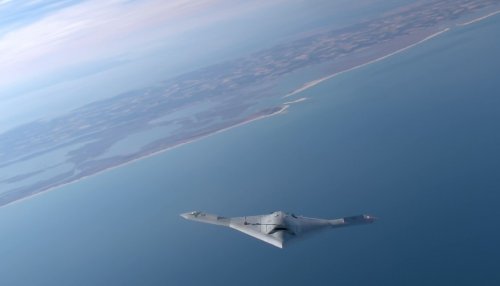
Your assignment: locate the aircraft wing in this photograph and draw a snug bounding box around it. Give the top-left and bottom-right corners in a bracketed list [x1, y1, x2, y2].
[180, 211, 229, 226]
[292, 214, 375, 235]
[181, 212, 286, 248]
[229, 222, 284, 248]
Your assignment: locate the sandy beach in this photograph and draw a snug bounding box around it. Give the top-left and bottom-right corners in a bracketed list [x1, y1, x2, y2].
[458, 9, 500, 26]
[284, 28, 450, 98]
[0, 26, 463, 209]
[0, 105, 290, 209]
[283, 7, 500, 100]
[284, 98, 307, 105]
[4, 6, 500, 209]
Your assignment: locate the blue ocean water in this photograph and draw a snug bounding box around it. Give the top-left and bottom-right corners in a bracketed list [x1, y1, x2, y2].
[0, 16, 499, 286]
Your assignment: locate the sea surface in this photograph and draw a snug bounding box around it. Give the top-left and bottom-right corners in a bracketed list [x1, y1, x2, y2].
[0, 15, 499, 286]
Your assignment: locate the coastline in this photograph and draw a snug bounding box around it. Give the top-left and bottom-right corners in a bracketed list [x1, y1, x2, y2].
[3, 7, 500, 209]
[283, 8, 500, 100]
[0, 105, 290, 209]
[284, 28, 450, 98]
[458, 9, 500, 26]
[283, 97, 307, 105]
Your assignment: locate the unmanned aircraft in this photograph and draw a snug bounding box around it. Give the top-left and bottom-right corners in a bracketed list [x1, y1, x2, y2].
[181, 211, 376, 248]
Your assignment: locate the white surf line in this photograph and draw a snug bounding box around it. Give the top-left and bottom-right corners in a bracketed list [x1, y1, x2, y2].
[0, 26, 458, 209]
[0, 105, 291, 209]
[458, 10, 500, 27]
[283, 97, 307, 105]
[284, 28, 451, 98]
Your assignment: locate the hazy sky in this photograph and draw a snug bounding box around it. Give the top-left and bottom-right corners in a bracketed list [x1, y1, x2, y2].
[0, 0, 409, 132]
[0, 0, 276, 94]
[0, 0, 295, 131]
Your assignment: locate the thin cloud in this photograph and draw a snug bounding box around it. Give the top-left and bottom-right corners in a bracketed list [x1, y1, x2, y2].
[0, 0, 267, 94]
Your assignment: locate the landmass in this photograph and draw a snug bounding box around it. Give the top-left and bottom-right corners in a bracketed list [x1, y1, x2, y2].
[0, 0, 499, 206]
